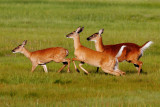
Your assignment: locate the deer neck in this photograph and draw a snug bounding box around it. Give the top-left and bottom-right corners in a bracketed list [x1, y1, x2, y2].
[74, 36, 82, 49]
[21, 47, 31, 58]
[95, 37, 105, 52]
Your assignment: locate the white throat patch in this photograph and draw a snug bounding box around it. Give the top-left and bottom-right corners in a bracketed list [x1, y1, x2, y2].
[67, 36, 74, 39]
[90, 40, 97, 42]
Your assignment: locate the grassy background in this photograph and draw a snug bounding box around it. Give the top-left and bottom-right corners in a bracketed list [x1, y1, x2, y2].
[0, 0, 160, 106]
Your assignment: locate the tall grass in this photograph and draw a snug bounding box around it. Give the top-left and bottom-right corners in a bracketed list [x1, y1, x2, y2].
[0, 0, 160, 106]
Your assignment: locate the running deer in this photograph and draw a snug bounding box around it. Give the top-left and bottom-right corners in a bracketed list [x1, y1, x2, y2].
[12, 40, 71, 73]
[66, 27, 126, 76]
[87, 29, 153, 74]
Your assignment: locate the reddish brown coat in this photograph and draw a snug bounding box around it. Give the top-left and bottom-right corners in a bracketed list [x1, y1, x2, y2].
[12, 40, 70, 73]
[87, 29, 153, 74]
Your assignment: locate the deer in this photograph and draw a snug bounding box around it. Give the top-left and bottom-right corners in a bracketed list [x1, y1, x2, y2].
[12, 40, 71, 73]
[87, 29, 153, 75]
[66, 27, 126, 76]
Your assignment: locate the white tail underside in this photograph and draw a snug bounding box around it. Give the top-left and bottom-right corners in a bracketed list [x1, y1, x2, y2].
[115, 45, 126, 58]
[140, 41, 153, 55]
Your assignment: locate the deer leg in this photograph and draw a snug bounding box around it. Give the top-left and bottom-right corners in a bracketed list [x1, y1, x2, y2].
[102, 67, 120, 76]
[127, 59, 143, 74]
[134, 64, 143, 73]
[134, 64, 139, 71]
[79, 62, 89, 74]
[114, 69, 126, 76]
[57, 63, 67, 73]
[72, 58, 82, 73]
[102, 68, 120, 76]
[137, 61, 143, 75]
[31, 63, 38, 72]
[57, 58, 71, 73]
[113, 59, 125, 75]
[96, 67, 99, 73]
[65, 58, 71, 73]
[41, 64, 48, 73]
[72, 61, 80, 73]
[131, 60, 143, 75]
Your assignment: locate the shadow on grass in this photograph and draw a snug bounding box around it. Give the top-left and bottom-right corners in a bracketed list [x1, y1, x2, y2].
[24, 92, 39, 99]
[87, 69, 148, 76]
[54, 79, 72, 85]
[125, 70, 148, 75]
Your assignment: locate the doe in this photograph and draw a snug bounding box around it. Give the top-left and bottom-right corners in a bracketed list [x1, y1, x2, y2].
[87, 29, 153, 74]
[66, 27, 126, 76]
[12, 40, 70, 73]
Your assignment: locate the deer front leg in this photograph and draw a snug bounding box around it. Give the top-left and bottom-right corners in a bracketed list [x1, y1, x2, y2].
[41, 64, 48, 73]
[79, 62, 89, 74]
[72, 57, 83, 73]
[72, 58, 89, 74]
[31, 63, 38, 72]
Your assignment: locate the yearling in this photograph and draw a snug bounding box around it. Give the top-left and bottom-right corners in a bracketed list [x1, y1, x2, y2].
[12, 40, 70, 73]
[87, 29, 153, 74]
[66, 27, 126, 76]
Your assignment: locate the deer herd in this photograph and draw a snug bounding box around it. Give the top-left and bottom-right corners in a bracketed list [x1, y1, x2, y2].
[12, 27, 153, 76]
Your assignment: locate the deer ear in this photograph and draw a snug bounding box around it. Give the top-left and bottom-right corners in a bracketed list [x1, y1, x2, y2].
[76, 27, 84, 33]
[98, 29, 104, 36]
[22, 40, 27, 46]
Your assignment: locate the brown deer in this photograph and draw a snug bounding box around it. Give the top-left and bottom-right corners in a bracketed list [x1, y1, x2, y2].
[66, 27, 126, 76]
[87, 29, 153, 74]
[12, 40, 71, 73]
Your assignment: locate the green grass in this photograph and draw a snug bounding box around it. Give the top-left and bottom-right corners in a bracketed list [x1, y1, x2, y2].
[0, 0, 160, 106]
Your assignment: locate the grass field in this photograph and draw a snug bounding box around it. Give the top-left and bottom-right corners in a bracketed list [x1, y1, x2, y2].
[0, 0, 160, 106]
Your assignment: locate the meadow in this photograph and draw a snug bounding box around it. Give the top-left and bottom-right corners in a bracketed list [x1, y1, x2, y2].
[0, 0, 160, 106]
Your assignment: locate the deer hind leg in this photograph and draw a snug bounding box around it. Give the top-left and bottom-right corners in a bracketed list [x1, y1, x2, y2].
[127, 53, 143, 74]
[41, 64, 48, 73]
[79, 62, 89, 74]
[101, 67, 120, 76]
[66, 58, 71, 72]
[114, 69, 126, 76]
[61, 58, 71, 73]
[101, 59, 121, 76]
[113, 59, 125, 75]
[134, 64, 139, 71]
[134, 63, 143, 73]
[72, 58, 82, 73]
[128, 59, 143, 75]
[57, 63, 67, 73]
[132, 60, 143, 75]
